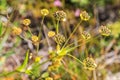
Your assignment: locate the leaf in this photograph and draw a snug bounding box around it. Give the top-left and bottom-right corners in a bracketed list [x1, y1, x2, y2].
[0, 22, 3, 36]
[17, 50, 29, 72]
[41, 72, 49, 78]
[0, 28, 10, 52]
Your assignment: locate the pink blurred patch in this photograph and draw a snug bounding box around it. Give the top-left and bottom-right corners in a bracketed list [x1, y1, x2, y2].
[54, 0, 62, 7]
[75, 9, 80, 17]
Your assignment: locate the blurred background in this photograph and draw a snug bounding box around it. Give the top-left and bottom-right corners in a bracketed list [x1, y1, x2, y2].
[0, 0, 120, 80]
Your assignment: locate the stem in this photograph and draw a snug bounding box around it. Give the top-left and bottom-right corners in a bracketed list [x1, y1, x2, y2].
[28, 27, 33, 36]
[62, 20, 82, 49]
[35, 55, 58, 68]
[93, 70, 97, 80]
[65, 35, 100, 54]
[67, 54, 83, 65]
[56, 20, 59, 34]
[37, 16, 45, 54]
[65, 39, 82, 49]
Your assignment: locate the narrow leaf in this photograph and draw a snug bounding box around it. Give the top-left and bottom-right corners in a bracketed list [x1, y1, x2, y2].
[17, 50, 29, 72]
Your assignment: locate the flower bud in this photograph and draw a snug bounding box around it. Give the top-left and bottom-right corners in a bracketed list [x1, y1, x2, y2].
[22, 19, 31, 26]
[31, 35, 39, 45]
[41, 9, 49, 16]
[48, 31, 55, 37]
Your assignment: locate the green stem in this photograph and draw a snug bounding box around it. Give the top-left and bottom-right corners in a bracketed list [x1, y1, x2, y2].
[67, 54, 83, 65]
[56, 20, 59, 34]
[62, 20, 82, 49]
[65, 39, 82, 49]
[37, 16, 45, 54]
[28, 27, 33, 36]
[34, 55, 57, 68]
[66, 35, 100, 54]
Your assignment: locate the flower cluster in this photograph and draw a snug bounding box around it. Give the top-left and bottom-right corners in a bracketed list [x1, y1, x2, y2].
[99, 25, 111, 36]
[81, 31, 91, 40]
[48, 58, 62, 71]
[31, 35, 39, 45]
[80, 11, 90, 21]
[83, 57, 97, 70]
[53, 34, 65, 45]
[12, 27, 22, 36]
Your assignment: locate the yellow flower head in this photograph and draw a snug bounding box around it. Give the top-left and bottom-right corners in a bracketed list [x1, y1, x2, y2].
[80, 11, 90, 21]
[48, 31, 55, 37]
[83, 57, 97, 70]
[45, 77, 53, 80]
[54, 11, 67, 21]
[54, 34, 65, 45]
[41, 9, 49, 16]
[81, 31, 91, 40]
[12, 27, 22, 35]
[22, 19, 31, 26]
[99, 25, 111, 36]
[35, 56, 41, 62]
[31, 35, 39, 45]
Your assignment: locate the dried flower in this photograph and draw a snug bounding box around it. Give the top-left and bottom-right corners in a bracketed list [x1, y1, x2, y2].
[54, 34, 65, 45]
[41, 9, 49, 16]
[83, 57, 97, 70]
[31, 35, 39, 45]
[54, 11, 66, 21]
[48, 31, 55, 37]
[81, 31, 91, 40]
[22, 19, 31, 26]
[12, 27, 22, 35]
[99, 25, 111, 36]
[80, 11, 90, 21]
[45, 77, 53, 80]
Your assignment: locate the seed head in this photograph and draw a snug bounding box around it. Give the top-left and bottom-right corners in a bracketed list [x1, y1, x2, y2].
[81, 31, 91, 40]
[12, 27, 22, 35]
[54, 34, 65, 45]
[54, 11, 67, 21]
[99, 25, 111, 36]
[48, 31, 55, 37]
[22, 19, 31, 26]
[41, 9, 49, 16]
[80, 11, 90, 21]
[31, 35, 39, 45]
[83, 57, 97, 70]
